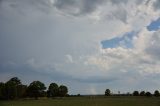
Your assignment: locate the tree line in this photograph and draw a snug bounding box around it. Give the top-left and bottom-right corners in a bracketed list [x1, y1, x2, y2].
[105, 89, 160, 97]
[0, 77, 68, 100]
[1, 77, 160, 100]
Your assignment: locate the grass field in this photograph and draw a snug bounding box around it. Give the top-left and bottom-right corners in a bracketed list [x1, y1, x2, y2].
[1, 96, 160, 106]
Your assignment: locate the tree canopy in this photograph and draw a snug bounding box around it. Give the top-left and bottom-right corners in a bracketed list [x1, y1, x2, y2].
[105, 89, 111, 96]
[47, 83, 59, 97]
[58, 85, 68, 97]
[140, 91, 145, 96]
[154, 90, 159, 97]
[27, 81, 46, 99]
[133, 91, 139, 96]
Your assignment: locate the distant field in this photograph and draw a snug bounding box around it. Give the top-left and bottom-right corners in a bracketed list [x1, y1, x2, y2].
[1, 96, 160, 106]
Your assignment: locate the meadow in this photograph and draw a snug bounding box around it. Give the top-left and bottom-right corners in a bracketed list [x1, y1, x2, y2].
[1, 96, 160, 106]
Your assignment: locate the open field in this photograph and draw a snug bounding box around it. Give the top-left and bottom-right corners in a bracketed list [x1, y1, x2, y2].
[1, 96, 160, 106]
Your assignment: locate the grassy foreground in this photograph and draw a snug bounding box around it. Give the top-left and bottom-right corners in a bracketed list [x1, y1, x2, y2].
[1, 96, 160, 106]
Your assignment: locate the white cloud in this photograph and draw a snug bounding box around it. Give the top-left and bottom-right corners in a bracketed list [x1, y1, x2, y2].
[86, 27, 160, 77]
[65, 54, 73, 63]
[1, 0, 160, 94]
[145, 29, 160, 59]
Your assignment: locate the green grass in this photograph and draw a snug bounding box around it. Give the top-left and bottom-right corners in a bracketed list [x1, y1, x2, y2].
[1, 96, 160, 106]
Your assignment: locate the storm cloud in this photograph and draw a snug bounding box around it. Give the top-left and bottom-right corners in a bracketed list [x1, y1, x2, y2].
[0, 0, 160, 94]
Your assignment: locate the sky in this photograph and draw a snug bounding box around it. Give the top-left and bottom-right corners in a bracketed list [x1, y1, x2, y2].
[1, 0, 160, 95]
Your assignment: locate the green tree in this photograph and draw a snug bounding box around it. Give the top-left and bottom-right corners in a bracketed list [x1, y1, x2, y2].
[27, 81, 46, 99]
[58, 85, 68, 97]
[154, 90, 159, 97]
[140, 91, 145, 96]
[133, 91, 139, 96]
[5, 80, 17, 99]
[8, 77, 28, 98]
[47, 83, 59, 97]
[0, 82, 6, 99]
[9, 77, 21, 85]
[145, 92, 152, 97]
[17, 85, 27, 98]
[105, 89, 111, 96]
[5, 77, 23, 99]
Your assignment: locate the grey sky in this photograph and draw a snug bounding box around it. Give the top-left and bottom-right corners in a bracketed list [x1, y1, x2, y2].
[1, 0, 160, 94]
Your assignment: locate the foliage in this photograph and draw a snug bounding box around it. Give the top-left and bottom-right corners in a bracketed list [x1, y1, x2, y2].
[1, 77, 159, 101]
[139, 91, 145, 96]
[0, 77, 69, 100]
[154, 90, 159, 97]
[27, 81, 46, 99]
[145, 92, 152, 97]
[0, 82, 6, 99]
[105, 89, 111, 96]
[47, 83, 59, 97]
[58, 85, 68, 97]
[133, 91, 139, 96]
[9, 77, 21, 86]
[17, 85, 28, 98]
[4, 77, 27, 100]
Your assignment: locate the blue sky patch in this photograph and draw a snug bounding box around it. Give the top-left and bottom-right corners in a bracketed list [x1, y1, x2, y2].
[101, 31, 136, 49]
[147, 18, 160, 31]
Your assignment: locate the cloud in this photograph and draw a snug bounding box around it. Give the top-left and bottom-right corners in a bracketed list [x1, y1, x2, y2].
[0, 0, 50, 14]
[53, 0, 106, 16]
[88, 28, 160, 75]
[110, 0, 129, 4]
[1, 0, 160, 94]
[53, 0, 155, 24]
[145, 30, 160, 59]
[153, 0, 160, 10]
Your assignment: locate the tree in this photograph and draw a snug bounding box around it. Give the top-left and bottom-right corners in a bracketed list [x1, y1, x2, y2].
[9, 77, 21, 85]
[27, 81, 46, 99]
[10, 77, 27, 98]
[140, 91, 145, 96]
[47, 83, 59, 97]
[105, 89, 111, 96]
[0, 82, 6, 99]
[58, 85, 68, 97]
[5, 77, 24, 100]
[145, 92, 152, 97]
[154, 90, 160, 97]
[17, 85, 28, 98]
[5, 80, 17, 99]
[133, 91, 139, 96]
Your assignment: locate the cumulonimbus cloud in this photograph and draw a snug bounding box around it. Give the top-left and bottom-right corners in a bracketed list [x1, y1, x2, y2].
[0, 0, 160, 94]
